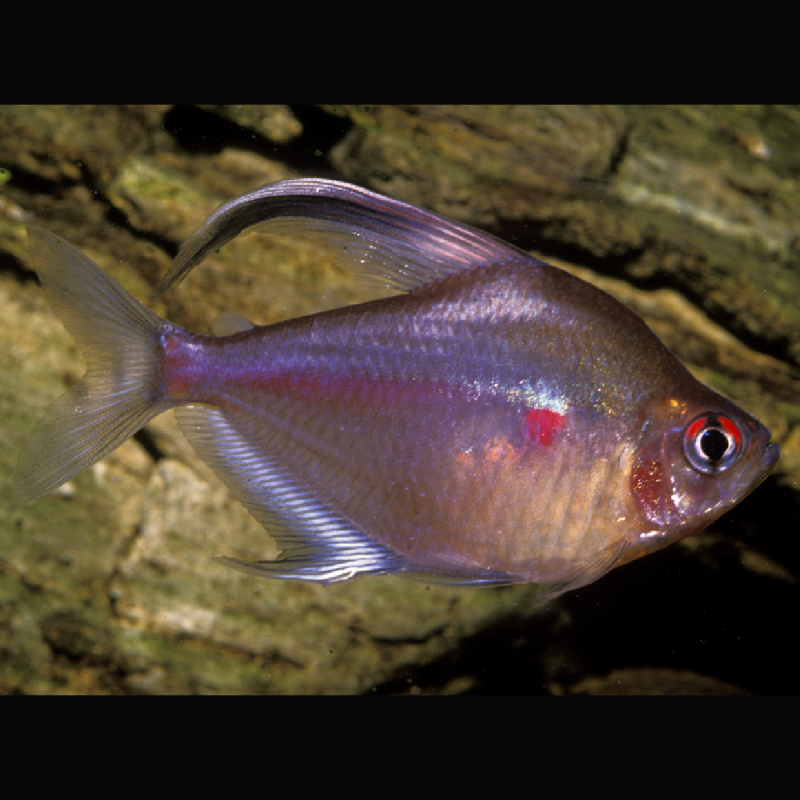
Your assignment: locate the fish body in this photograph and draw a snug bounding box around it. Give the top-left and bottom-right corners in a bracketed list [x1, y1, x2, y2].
[14, 179, 779, 600]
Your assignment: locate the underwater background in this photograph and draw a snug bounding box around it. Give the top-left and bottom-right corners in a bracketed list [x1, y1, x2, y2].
[0, 105, 796, 694]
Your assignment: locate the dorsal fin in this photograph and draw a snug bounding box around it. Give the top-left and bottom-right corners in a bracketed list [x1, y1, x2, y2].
[156, 178, 532, 296]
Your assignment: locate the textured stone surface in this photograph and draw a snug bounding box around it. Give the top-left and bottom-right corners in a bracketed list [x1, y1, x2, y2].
[0, 105, 796, 694]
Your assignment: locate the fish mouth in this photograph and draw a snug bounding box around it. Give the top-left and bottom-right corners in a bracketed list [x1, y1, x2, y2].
[735, 436, 780, 498]
[763, 442, 780, 472]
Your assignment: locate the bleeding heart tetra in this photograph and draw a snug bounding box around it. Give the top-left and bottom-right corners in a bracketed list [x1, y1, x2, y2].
[15, 179, 779, 602]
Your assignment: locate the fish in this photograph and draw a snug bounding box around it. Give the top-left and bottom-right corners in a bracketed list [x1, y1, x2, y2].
[14, 178, 780, 601]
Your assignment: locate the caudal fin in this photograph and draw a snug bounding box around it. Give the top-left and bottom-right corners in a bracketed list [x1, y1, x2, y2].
[14, 227, 172, 501]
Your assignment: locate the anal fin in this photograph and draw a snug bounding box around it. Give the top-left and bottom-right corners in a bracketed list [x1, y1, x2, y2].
[174, 404, 407, 582]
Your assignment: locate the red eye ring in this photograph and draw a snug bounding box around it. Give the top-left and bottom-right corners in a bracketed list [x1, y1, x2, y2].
[683, 413, 743, 474]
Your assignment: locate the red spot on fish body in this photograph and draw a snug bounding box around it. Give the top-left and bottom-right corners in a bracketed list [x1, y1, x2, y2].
[524, 407, 564, 447]
[631, 454, 664, 523]
[630, 446, 682, 531]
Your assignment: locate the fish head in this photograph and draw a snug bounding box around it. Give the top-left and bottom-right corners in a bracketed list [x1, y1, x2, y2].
[624, 384, 779, 562]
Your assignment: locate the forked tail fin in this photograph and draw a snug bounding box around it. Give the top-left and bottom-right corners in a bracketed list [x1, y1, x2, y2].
[14, 227, 172, 501]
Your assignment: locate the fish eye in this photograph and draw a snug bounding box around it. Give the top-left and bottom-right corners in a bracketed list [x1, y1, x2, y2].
[682, 413, 743, 474]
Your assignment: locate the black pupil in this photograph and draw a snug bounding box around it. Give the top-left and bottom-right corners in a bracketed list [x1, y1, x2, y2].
[699, 428, 729, 462]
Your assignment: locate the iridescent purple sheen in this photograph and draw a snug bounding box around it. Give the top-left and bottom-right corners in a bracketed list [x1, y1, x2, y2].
[14, 180, 779, 601]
